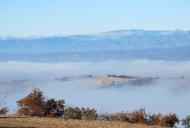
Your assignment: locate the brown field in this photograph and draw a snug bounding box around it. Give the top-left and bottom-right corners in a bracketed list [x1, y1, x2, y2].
[0, 116, 165, 128]
[85, 76, 129, 87]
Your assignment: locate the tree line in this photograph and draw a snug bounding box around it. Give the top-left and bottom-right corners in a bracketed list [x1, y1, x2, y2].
[0, 88, 190, 128]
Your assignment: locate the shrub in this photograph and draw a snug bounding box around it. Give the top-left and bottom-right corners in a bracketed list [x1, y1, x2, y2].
[160, 113, 179, 127]
[148, 113, 162, 125]
[44, 98, 65, 117]
[182, 115, 190, 128]
[17, 107, 29, 116]
[64, 107, 82, 120]
[97, 113, 112, 121]
[17, 88, 65, 117]
[0, 107, 8, 115]
[17, 88, 45, 116]
[81, 107, 97, 120]
[111, 112, 129, 122]
[128, 109, 147, 124]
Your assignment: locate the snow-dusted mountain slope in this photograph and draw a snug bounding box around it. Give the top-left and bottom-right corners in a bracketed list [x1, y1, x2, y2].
[0, 30, 190, 61]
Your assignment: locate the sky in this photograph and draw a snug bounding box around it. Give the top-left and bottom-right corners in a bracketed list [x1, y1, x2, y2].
[0, 0, 190, 37]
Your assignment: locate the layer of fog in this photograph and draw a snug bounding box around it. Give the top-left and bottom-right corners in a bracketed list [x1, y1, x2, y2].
[1, 60, 190, 80]
[0, 60, 190, 118]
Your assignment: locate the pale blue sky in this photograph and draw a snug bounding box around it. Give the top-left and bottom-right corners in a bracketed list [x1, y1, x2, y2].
[0, 0, 190, 37]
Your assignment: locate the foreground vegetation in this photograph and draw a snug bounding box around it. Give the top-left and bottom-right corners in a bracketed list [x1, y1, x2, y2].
[1, 88, 189, 128]
[0, 116, 163, 128]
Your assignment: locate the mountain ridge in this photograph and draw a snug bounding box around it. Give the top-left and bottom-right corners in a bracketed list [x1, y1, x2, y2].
[0, 29, 190, 61]
[0, 29, 190, 40]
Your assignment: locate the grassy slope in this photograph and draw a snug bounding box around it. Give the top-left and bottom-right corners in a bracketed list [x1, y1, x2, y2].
[0, 117, 165, 128]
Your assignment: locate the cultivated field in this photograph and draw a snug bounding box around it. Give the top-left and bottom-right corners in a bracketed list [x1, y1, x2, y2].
[0, 117, 165, 128]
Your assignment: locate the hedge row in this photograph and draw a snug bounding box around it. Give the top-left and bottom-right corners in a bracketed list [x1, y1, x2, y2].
[1, 88, 189, 127]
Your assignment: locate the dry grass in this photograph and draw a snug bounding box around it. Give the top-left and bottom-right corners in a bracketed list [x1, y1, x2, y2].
[0, 116, 165, 128]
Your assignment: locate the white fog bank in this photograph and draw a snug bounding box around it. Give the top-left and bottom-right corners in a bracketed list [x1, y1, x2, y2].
[0, 60, 190, 118]
[0, 60, 190, 80]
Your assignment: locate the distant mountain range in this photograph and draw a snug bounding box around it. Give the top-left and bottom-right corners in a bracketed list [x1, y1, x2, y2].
[0, 30, 190, 61]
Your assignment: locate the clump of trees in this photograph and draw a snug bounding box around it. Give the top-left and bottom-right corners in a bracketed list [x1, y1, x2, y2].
[99, 109, 147, 124]
[0, 107, 8, 115]
[15, 88, 181, 127]
[64, 107, 98, 120]
[81, 107, 98, 120]
[159, 113, 179, 127]
[17, 88, 65, 117]
[148, 113, 162, 125]
[64, 107, 82, 120]
[128, 108, 147, 124]
[111, 112, 129, 122]
[148, 113, 179, 127]
[107, 74, 138, 79]
[98, 109, 178, 127]
[17, 88, 46, 116]
[43, 98, 65, 117]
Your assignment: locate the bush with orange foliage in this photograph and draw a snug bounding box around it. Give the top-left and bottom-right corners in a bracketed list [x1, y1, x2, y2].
[17, 88, 65, 117]
[160, 113, 179, 127]
[97, 110, 178, 127]
[147, 113, 179, 127]
[128, 109, 147, 124]
[111, 112, 129, 122]
[17, 88, 45, 116]
[148, 113, 162, 125]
